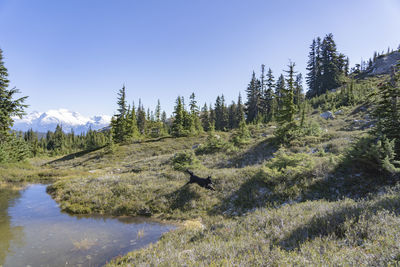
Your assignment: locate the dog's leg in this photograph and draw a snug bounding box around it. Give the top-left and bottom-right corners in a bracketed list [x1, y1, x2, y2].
[206, 185, 215, 191]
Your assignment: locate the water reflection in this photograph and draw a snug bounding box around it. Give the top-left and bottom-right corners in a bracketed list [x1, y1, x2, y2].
[0, 185, 24, 266]
[0, 184, 174, 267]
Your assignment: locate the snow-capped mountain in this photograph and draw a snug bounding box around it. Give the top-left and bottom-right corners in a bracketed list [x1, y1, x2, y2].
[12, 109, 112, 134]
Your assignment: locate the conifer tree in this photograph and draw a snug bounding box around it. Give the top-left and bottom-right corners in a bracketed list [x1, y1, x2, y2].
[111, 85, 128, 142]
[374, 63, 400, 154]
[208, 103, 215, 129]
[306, 34, 346, 97]
[150, 100, 166, 137]
[24, 129, 39, 156]
[221, 95, 228, 130]
[53, 124, 65, 152]
[320, 33, 341, 92]
[126, 102, 139, 139]
[245, 71, 261, 123]
[264, 68, 275, 121]
[306, 39, 318, 97]
[0, 48, 28, 141]
[214, 96, 222, 130]
[282, 62, 297, 123]
[136, 99, 147, 135]
[315, 37, 323, 95]
[171, 96, 185, 137]
[228, 101, 237, 129]
[236, 92, 245, 126]
[161, 111, 167, 124]
[294, 73, 304, 108]
[200, 103, 210, 131]
[189, 93, 202, 133]
[146, 108, 151, 122]
[275, 74, 285, 112]
[275, 62, 299, 143]
[0, 48, 29, 162]
[259, 65, 266, 118]
[214, 95, 228, 131]
[155, 99, 161, 122]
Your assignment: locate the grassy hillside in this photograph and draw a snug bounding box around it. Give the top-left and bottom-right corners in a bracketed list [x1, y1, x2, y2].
[2, 74, 400, 265]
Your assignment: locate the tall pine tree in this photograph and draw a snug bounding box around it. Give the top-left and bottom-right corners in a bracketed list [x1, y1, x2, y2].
[245, 71, 261, 123]
[0, 48, 28, 141]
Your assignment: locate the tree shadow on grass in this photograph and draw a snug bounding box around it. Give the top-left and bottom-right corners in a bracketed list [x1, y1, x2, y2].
[45, 146, 105, 165]
[215, 136, 400, 217]
[279, 193, 400, 251]
[166, 185, 201, 212]
[303, 136, 399, 202]
[142, 136, 172, 143]
[217, 138, 277, 168]
[210, 170, 282, 216]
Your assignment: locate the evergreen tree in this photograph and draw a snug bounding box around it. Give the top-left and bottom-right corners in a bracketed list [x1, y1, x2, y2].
[146, 108, 151, 122]
[294, 73, 304, 108]
[315, 37, 323, 96]
[189, 93, 202, 133]
[228, 101, 237, 129]
[53, 124, 65, 152]
[374, 63, 400, 155]
[150, 100, 165, 137]
[111, 85, 128, 143]
[344, 57, 350, 76]
[275, 62, 299, 143]
[220, 95, 228, 130]
[171, 96, 185, 137]
[214, 95, 228, 131]
[320, 33, 342, 93]
[161, 111, 167, 124]
[126, 102, 139, 139]
[306, 34, 345, 97]
[236, 92, 245, 126]
[282, 62, 297, 123]
[24, 128, 39, 156]
[214, 96, 223, 130]
[245, 71, 261, 123]
[136, 99, 147, 135]
[263, 68, 275, 122]
[306, 38, 318, 98]
[0, 48, 29, 162]
[259, 64, 267, 119]
[0, 48, 28, 142]
[306, 37, 323, 97]
[208, 103, 215, 129]
[200, 103, 210, 131]
[275, 74, 285, 112]
[85, 129, 106, 150]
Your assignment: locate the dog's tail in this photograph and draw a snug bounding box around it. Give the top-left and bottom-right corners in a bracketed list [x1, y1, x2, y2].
[186, 169, 194, 176]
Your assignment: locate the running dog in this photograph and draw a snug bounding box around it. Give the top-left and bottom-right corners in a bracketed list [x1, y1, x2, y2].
[185, 170, 215, 191]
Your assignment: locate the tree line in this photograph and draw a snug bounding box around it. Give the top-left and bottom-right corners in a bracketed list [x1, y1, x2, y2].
[1, 34, 399, 163]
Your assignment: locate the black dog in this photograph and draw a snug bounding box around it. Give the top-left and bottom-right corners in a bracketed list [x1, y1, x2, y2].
[185, 170, 215, 191]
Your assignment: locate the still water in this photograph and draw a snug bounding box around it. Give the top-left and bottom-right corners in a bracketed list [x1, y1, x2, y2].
[0, 184, 174, 267]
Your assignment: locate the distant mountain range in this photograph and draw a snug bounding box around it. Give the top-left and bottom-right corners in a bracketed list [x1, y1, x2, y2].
[12, 109, 112, 134]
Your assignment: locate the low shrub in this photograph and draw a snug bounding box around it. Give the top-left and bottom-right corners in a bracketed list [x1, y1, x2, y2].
[195, 133, 233, 155]
[171, 151, 199, 171]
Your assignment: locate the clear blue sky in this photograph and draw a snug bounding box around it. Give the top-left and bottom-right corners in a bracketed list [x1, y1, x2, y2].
[0, 0, 399, 117]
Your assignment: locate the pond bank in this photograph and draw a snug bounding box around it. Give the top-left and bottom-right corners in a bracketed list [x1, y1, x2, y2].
[0, 184, 175, 267]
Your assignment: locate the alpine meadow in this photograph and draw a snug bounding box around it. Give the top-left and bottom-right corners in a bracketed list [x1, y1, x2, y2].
[1, 1, 400, 266]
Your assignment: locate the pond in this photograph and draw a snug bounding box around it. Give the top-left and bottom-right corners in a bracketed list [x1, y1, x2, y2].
[0, 184, 175, 267]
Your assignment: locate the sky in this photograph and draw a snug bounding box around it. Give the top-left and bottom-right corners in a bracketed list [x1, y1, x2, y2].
[0, 0, 399, 117]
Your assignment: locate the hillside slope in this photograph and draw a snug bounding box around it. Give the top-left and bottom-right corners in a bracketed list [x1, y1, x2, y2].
[365, 51, 400, 76]
[40, 75, 400, 265]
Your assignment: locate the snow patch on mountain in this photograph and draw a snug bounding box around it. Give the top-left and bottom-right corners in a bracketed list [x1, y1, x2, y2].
[12, 109, 112, 134]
